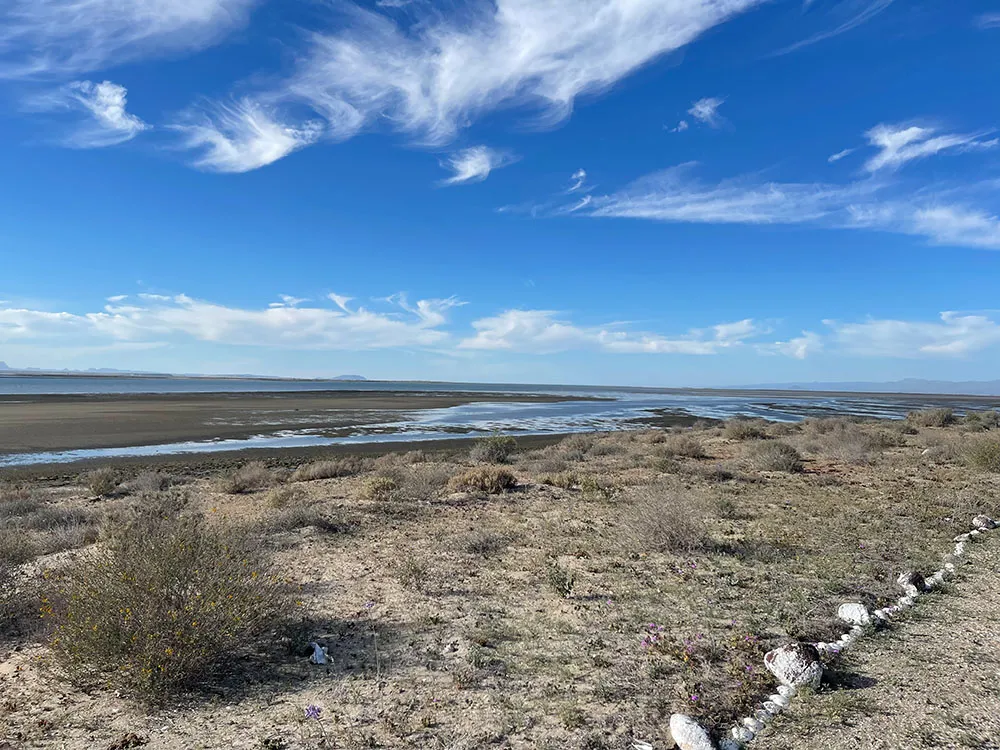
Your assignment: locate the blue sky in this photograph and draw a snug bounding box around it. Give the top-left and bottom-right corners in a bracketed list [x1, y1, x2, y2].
[1, 0, 999, 386]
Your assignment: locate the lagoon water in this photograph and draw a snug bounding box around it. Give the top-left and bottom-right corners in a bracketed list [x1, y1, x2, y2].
[1, 375, 996, 466]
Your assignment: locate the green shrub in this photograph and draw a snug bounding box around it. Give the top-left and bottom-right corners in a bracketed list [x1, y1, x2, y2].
[470, 434, 518, 464]
[620, 484, 709, 553]
[964, 410, 1000, 431]
[963, 436, 1000, 472]
[545, 560, 575, 598]
[723, 419, 769, 441]
[743, 441, 804, 473]
[219, 461, 274, 494]
[448, 467, 517, 494]
[906, 408, 955, 428]
[47, 511, 285, 703]
[84, 467, 119, 497]
[290, 457, 368, 482]
[360, 475, 399, 502]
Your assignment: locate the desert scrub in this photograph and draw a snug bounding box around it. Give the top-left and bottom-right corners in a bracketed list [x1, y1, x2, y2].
[723, 419, 769, 441]
[83, 467, 119, 497]
[539, 471, 578, 489]
[448, 467, 517, 494]
[962, 436, 1000, 472]
[265, 484, 308, 509]
[620, 484, 709, 553]
[127, 471, 175, 494]
[47, 510, 285, 703]
[964, 410, 1000, 431]
[219, 461, 274, 494]
[545, 559, 575, 597]
[655, 434, 706, 459]
[290, 457, 368, 482]
[810, 422, 901, 465]
[470, 434, 518, 464]
[743, 440, 803, 473]
[360, 475, 399, 502]
[906, 407, 955, 427]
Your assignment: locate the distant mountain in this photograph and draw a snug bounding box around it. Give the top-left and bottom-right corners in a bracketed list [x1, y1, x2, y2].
[0, 363, 367, 382]
[0, 362, 8, 370]
[740, 378, 1000, 397]
[331, 375, 367, 381]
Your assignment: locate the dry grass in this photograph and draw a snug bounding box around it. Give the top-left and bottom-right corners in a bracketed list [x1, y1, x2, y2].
[83, 467, 119, 497]
[655, 434, 706, 459]
[723, 419, 769, 441]
[448, 466, 518, 494]
[127, 471, 176, 494]
[470, 434, 518, 464]
[619, 483, 709, 553]
[219, 461, 274, 494]
[290, 456, 368, 482]
[742, 440, 804, 473]
[906, 407, 956, 428]
[962, 435, 1000, 472]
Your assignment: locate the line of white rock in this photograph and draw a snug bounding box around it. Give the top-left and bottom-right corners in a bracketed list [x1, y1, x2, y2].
[636, 514, 998, 750]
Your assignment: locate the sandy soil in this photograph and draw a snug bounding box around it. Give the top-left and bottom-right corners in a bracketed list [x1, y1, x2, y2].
[0, 391, 587, 454]
[1, 415, 998, 750]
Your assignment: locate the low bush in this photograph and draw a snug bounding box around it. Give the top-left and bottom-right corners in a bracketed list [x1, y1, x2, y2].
[723, 419, 769, 441]
[263, 505, 349, 534]
[963, 436, 1000, 472]
[811, 423, 901, 465]
[470, 434, 518, 464]
[127, 471, 175, 494]
[360, 475, 399, 502]
[655, 435, 706, 459]
[555, 434, 594, 461]
[448, 467, 517, 494]
[743, 441, 804, 473]
[540, 472, 578, 489]
[619, 484, 709, 553]
[290, 457, 368, 482]
[462, 530, 510, 556]
[906, 408, 955, 428]
[265, 485, 308, 509]
[964, 410, 1000, 431]
[219, 461, 274, 494]
[47, 511, 285, 703]
[84, 467, 119, 497]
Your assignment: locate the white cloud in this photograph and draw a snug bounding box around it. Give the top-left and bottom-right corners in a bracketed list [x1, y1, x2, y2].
[0, 293, 458, 350]
[171, 99, 324, 173]
[863, 123, 998, 173]
[977, 13, 1000, 29]
[670, 119, 690, 133]
[687, 97, 725, 127]
[27, 80, 149, 147]
[827, 147, 855, 163]
[827, 312, 1000, 357]
[0, 0, 257, 78]
[852, 204, 1000, 250]
[439, 146, 513, 186]
[459, 309, 762, 355]
[568, 169, 588, 192]
[775, 0, 894, 55]
[760, 331, 824, 359]
[106, 294, 128, 303]
[272, 0, 763, 153]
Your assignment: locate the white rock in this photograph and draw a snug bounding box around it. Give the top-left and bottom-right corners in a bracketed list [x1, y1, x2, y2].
[970, 529, 982, 538]
[742, 717, 764, 733]
[954, 533, 971, 542]
[308, 641, 328, 665]
[954, 543, 965, 556]
[765, 643, 823, 688]
[897, 571, 927, 594]
[731, 725, 755, 743]
[763, 699, 784, 713]
[718, 740, 742, 750]
[755, 708, 774, 724]
[632, 742, 654, 750]
[837, 602, 872, 627]
[669, 714, 714, 750]
[972, 514, 998, 530]
[769, 693, 790, 708]
[945, 562, 956, 572]
[777, 684, 798, 698]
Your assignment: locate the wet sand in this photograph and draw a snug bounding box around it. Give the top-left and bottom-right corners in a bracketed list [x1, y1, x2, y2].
[0, 390, 590, 456]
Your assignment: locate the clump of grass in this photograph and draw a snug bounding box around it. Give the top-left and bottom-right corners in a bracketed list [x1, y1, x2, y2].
[964, 410, 1000, 431]
[907, 407, 955, 428]
[265, 485, 308, 509]
[470, 434, 518, 464]
[360, 475, 399, 502]
[619, 484, 709, 553]
[0, 484, 45, 518]
[579, 474, 620, 501]
[962, 436, 1000, 472]
[392, 466, 452, 502]
[462, 530, 510, 557]
[290, 457, 368, 482]
[655, 435, 706, 459]
[262, 505, 349, 534]
[395, 555, 430, 590]
[743, 440, 804, 473]
[47, 510, 285, 704]
[723, 419, 769, 441]
[127, 471, 175, 494]
[448, 467, 517, 494]
[545, 560, 575, 598]
[0, 529, 38, 565]
[83, 467, 119, 497]
[219, 461, 274, 494]
[810, 422, 900, 465]
[540, 472, 578, 489]
[555, 434, 594, 461]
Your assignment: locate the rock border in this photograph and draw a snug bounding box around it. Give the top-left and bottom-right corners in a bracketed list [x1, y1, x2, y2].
[638, 513, 998, 750]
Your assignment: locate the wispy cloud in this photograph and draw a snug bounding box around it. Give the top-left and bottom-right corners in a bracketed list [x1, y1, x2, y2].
[863, 123, 998, 172]
[687, 97, 725, 127]
[669, 119, 690, 133]
[27, 80, 149, 147]
[827, 147, 855, 163]
[459, 309, 762, 355]
[760, 331, 824, 360]
[0, 0, 257, 78]
[775, 0, 894, 55]
[977, 13, 1000, 29]
[0, 293, 459, 350]
[827, 311, 1000, 357]
[171, 99, 324, 173]
[568, 169, 588, 193]
[177, 0, 765, 170]
[439, 146, 513, 186]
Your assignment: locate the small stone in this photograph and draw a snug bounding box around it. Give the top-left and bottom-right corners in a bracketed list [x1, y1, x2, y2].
[731, 725, 755, 743]
[954, 533, 970, 542]
[718, 740, 742, 750]
[837, 602, 872, 627]
[765, 643, 823, 688]
[970, 529, 982, 538]
[669, 714, 714, 750]
[755, 708, 774, 724]
[972, 514, 997, 530]
[763, 699, 784, 713]
[632, 743, 654, 750]
[945, 562, 956, 572]
[873, 609, 888, 620]
[308, 642, 328, 665]
[769, 694, 790, 709]
[897, 571, 926, 595]
[954, 543, 966, 556]
[743, 717, 766, 733]
[777, 684, 798, 698]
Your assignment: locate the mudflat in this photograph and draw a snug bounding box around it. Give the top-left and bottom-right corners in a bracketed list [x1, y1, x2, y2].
[0, 390, 584, 454]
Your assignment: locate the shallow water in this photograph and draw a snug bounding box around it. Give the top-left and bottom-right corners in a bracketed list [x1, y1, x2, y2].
[2, 383, 996, 466]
